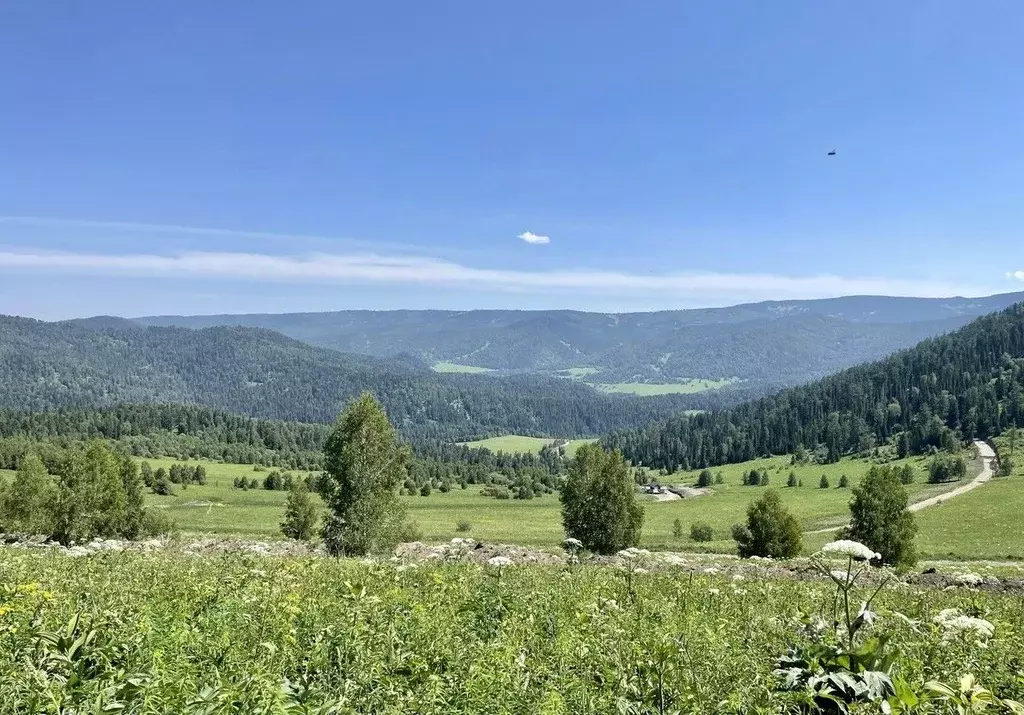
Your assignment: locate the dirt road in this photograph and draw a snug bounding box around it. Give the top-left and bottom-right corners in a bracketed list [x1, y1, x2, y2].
[807, 440, 994, 534]
[907, 440, 994, 512]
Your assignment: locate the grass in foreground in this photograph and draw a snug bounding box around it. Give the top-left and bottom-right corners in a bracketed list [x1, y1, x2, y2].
[2, 549, 1022, 712]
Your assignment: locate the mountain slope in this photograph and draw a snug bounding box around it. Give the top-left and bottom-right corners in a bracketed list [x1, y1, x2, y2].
[132, 292, 1024, 386]
[0, 315, 728, 440]
[605, 303, 1024, 470]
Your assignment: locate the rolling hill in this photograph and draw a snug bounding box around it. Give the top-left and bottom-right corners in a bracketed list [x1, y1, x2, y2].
[0, 315, 724, 441]
[131, 292, 1024, 387]
[605, 303, 1024, 470]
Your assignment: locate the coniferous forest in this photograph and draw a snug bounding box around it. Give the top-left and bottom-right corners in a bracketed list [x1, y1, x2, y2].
[606, 304, 1024, 470]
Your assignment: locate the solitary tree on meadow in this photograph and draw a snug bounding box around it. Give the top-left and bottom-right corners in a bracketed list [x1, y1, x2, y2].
[320, 393, 410, 556]
[845, 465, 917, 568]
[0, 453, 56, 535]
[732, 490, 802, 559]
[561, 443, 643, 554]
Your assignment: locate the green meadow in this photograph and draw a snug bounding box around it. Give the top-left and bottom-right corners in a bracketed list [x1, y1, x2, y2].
[430, 361, 495, 373]
[591, 377, 738, 395]
[457, 435, 595, 457]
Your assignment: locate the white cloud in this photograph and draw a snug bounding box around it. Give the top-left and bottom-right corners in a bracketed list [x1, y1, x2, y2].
[517, 231, 550, 245]
[1008, 271, 1024, 281]
[0, 248, 991, 303]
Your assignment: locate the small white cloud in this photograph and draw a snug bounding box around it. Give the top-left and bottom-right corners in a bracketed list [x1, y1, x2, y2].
[517, 231, 550, 245]
[1008, 271, 1024, 281]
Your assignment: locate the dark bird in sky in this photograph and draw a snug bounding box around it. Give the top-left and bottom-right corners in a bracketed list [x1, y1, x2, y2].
[827, 149, 836, 156]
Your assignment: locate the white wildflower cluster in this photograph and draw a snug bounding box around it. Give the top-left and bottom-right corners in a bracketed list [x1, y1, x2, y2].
[487, 556, 512, 568]
[952, 572, 984, 588]
[933, 608, 995, 642]
[589, 596, 621, 613]
[819, 540, 881, 562]
[562, 537, 583, 551]
[616, 547, 651, 560]
[659, 554, 687, 568]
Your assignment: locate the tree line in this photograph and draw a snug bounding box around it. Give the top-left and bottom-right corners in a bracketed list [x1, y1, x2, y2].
[606, 304, 1024, 471]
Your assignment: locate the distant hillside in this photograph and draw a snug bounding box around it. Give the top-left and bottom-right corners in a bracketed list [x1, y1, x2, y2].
[132, 292, 1024, 387]
[605, 303, 1024, 470]
[0, 315, 729, 441]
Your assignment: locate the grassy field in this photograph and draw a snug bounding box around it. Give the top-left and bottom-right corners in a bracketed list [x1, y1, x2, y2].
[555, 366, 600, 378]
[591, 377, 738, 395]
[5, 549, 1024, 712]
[134, 451, 986, 553]
[430, 361, 495, 373]
[913, 436, 1024, 560]
[457, 434, 596, 457]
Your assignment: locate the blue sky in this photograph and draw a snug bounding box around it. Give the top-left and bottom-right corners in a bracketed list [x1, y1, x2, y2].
[2, 1, 1023, 319]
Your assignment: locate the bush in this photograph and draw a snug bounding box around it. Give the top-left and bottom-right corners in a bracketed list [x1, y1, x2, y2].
[140, 509, 176, 538]
[281, 480, 317, 541]
[419, 483, 432, 497]
[482, 484, 512, 500]
[838, 474, 849, 488]
[928, 453, 967, 483]
[845, 464, 917, 568]
[697, 469, 713, 488]
[455, 519, 472, 533]
[396, 520, 423, 543]
[787, 472, 798, 487]
[732, 490, 802, 559]
[819, 474, 830, 489]
[714, 472, 725, 485]
[898, 464, 915, 484]
[672, 518, 683, 539]
[690, 522, 714, 542]
[997, 457, 1014, 477]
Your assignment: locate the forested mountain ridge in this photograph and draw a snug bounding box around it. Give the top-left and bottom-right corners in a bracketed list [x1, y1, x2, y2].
[0, 315, 723, 440]
[605, 303, 1024, 470]
[130, 292, 1024, 386]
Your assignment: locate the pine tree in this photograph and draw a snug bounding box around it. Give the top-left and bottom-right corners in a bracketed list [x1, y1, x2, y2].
[787, 471, 798, 487]
[560, 443, 643, 554]
[320, 393, 410, 556]
[281, 479, 317, 541]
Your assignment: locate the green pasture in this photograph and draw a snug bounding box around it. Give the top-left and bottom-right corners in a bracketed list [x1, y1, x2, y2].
[430, 361, 494, 374]
[457, 435, 595, 457]
[590, 377, 738, 395]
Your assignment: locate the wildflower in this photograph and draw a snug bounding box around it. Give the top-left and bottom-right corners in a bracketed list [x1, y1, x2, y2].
[703, 567, 720, 574]
[633, 567, 649, 575]
[488, 556, 512, 568]
[617, 547, 650, 560]
[708, 588, 720, 595]
[661, 554, 687, 567]
[953, 572, 984, 587]
[563, 537, 583, 550]
[819, 540, 880, 561]
[933, 609, 995, 641]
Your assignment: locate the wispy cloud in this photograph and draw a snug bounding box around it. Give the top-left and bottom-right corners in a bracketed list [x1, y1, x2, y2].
[517, 231, 550, 245]
[1008, 271, 1024, 281]
[0, 248, 990, 302]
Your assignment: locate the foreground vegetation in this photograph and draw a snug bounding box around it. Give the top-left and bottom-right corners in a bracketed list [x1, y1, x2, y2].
[2, 548, 1023, 713]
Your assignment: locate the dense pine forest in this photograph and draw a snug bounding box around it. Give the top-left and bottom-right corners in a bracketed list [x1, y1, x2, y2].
[0, 315, 725, 440]
[606, 303, 1024, 470]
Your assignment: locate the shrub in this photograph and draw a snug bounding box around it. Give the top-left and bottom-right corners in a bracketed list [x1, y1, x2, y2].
[697, 469, 713, 488]
[819, 474, 830, 489]
[419, 483, 432, 497]
[690, 521, 714, 542]
[560, 444, 643, 555]
[838, 474, 849, 488]
[281, 480, 317, 541]
[898, 464, 915, 484]
[997, 457, 1014, 477]
[787, 471, 798, 488]
[714, 472, 725, 485]
[482, 484, 512, 500]
[396, 520, 423, 543]
[672, 518, 683, 539]
[845, 464, 917, 568]
[732, 490, 802, 559]
[928, 453, 967, 483]
[455, 519, 472, 533]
